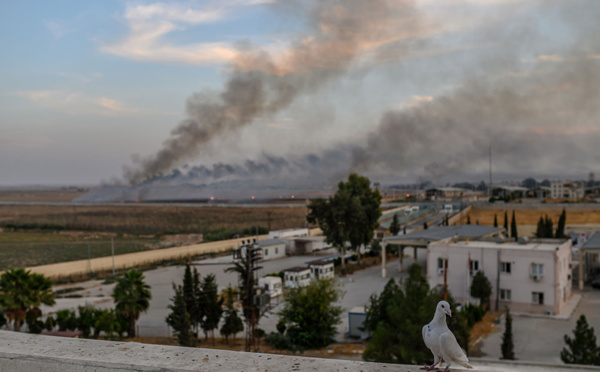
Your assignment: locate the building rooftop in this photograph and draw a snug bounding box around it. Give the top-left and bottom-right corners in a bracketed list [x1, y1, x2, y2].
[257, 238, 286, 247]
[385, 225, 503, 243]
[284, 266, 310, 273]
[441, 239, 567, 252]
[582, 231, 600, 252]
[308, 260, 334, 266]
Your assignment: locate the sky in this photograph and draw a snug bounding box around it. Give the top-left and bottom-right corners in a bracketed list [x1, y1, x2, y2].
[1, 0, 599, 187]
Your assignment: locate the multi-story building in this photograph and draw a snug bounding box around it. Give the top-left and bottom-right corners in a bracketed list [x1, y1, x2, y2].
[427, 238, 572, 315]
[551, 181, 584, 200]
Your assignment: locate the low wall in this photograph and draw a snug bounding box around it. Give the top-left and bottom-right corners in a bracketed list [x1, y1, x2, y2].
[448, 205, 473, 225]
[22, 227, 324, 280]
[0, 331, 598, 372]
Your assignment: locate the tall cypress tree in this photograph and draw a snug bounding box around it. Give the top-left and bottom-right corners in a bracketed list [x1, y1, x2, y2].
[389, 214, 400, 236]
[467, 215, 471, 225]
[166, 284, 197, 347]
[494, 214, 498, 227]
[556, 209, 566, 239]
[536, 216, 545, 238]
[501, 308, 515, 360]
[503, 211, 509, 234]
[511, 211, 518, 241]
[423, 221, 428, 230]
[544, 215, 553, 238]
[561, 315, 600, 365]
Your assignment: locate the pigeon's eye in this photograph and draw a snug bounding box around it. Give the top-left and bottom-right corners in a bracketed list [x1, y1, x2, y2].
[441, 305, 445, 308]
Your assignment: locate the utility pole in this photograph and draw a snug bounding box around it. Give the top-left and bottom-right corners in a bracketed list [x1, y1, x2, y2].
[489, 144, 493, 198]
[111, 237, 115, 276]
[87, 243, 92, 275]
[443, 258, 448, 301]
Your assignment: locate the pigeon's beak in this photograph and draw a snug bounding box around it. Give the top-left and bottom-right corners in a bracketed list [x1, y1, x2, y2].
[446, 309, 452, 317]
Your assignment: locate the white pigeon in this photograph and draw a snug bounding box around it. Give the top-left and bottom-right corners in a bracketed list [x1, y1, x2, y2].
[421, 300, 473, 372]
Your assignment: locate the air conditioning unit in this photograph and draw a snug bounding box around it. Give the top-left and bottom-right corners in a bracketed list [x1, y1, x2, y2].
[532, 274, 543, 281]
[438, 268, 445, 275]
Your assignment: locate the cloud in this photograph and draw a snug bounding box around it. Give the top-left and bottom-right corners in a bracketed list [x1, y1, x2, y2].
[44, 20, 71, 38]
[13, 90, 166, 117]
[99, 1, 266, 65]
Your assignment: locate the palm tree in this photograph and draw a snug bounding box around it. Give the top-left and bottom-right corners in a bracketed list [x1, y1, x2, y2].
[112, 269, 151, 338]
[0, 268, 55, 331]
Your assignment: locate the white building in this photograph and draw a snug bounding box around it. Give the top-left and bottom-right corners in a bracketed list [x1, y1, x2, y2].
[259, 276, 283, 298]
[308, 260, 335, 280]
[427, 238, 572, 315]
[257, 239, 287, 261]
[269, 228, 309, 239]
[287, 236, 331, 255]
[551, 181, 585, 200]
[283, 266, 311, 289]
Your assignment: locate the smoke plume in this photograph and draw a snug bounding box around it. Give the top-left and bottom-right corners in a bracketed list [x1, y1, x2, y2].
[124, 0, 600, 190]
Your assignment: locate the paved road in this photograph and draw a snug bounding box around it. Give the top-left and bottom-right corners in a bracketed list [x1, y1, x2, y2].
[480, 287, 600, 363]
[44, 248, 428, 340]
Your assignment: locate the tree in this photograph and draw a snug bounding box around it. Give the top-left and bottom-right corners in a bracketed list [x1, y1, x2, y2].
[95, 309, 121, 340]
[182, 263, 201, 335]
[307, 174, 382, 271]
[556, 209, 566, 239]
[522, 178, 537, 189]
[503, 211, 509, 233]
[470, 271, 492, 309]
[540, 179, 551, 187]
[363, 263, 471, 365]
[278, 279, 343, 350]
[199, 273, 223, 344]
[112, 269, 152, 338]
[0, 268, 55, 331]
[494, 214, 498, 227]
[501, 308, 515, 360]
[536, 216, 545, 238]
[166, 284, 197, 347]
[561, 315, 600, 365]
[423, 221, 428, 230]
[389, 214, 400, 236]
[220, 286, 244, 345]
[545, 215, 553, 238]
[467, 215, 471, 225]
[403, 225, 407, 235]
[510, 210, 518, 241]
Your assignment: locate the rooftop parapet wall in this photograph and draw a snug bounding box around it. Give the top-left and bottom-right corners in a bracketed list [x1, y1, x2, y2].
[1, 331, 600, 372]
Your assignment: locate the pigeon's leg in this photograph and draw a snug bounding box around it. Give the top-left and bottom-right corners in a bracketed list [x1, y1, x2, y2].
[420, 355, 440, 370]
[442, 363, 451, 372]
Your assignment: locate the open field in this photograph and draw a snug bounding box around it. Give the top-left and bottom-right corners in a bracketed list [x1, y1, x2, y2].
[0, 203, 309, 234]
[0, 231, 161, 270]
[0, 189, 86, 202]
[460, 205, 600, 231]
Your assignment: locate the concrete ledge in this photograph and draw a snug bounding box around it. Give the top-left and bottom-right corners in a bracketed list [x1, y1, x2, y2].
[2, 331, 599, 372]
[0, 331, 401, 372]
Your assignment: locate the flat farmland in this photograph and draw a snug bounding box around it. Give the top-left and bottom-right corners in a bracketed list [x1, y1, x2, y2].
[460, 204, 600, 235]
[0, 189, 85, 202]
[0, 204, 309, 234]
[0, 231, 160, 271]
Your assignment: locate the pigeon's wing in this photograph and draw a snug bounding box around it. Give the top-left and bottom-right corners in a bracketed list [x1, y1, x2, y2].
[440, 331, 472, 369]
[422, 323, 432, 350]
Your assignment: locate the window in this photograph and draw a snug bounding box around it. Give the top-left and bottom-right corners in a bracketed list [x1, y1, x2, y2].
[531, 263, 544, 275]
[532, 292, 544, 304]
[264, 249, 269, 256]
[501, 262, 512, 273]
[438, 258, 447, 273]
[500, 289, 512, 301]
[275, 247, 279, 254]
[470, 260, 479, 275]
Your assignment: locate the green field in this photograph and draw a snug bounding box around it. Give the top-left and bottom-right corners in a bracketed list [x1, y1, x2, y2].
[0, 231, 160, 271]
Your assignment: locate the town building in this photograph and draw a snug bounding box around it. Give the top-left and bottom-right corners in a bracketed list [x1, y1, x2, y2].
[308, 260, 335, 280]
[491, 185, 529, 200]
[348, 306, 370, 339]
[427, 238, 572, 315]
[268, 228, 309, 240]
[425, 187, 468, 200]
[257, 239, 286, 261]
[551, 180, 585, 200]
[283, 266, 311, 289]
[258, 276, 283, 298]
[286, 236, 331, 255]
